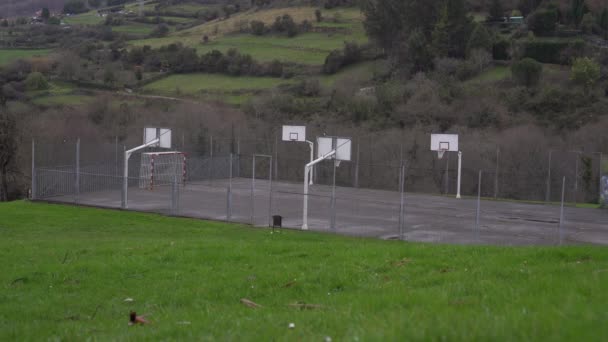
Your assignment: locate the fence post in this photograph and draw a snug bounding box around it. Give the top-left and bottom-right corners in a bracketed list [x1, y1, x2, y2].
[444, 153, 450, 194]
[236, 136, 241, 178]
[75, 138, 80, 203]
[268, 156, 273, 228]
[331, 159, 337, 231]
[399, 163, 406, 240]
[475, 170, 482, 242]
[274, 133, 278, 181]
[251, 155, 255, 225]
[559, 176, 566, 245]
[227, 154, 233, 221]
[121, 145, 126, 209]
[546, 150, 552, 202]
[354, 140, 360, 188]
[209, 135, 214, 183]
[494, 146, 500, 199]
[31, 139, 36, 200]
[600, 153, 604, 204]
[574, 152, 579, 205]
[171, 174, 178, 215]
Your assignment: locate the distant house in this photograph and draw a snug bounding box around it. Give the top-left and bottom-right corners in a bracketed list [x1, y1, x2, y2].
[501, 16, 525, 25]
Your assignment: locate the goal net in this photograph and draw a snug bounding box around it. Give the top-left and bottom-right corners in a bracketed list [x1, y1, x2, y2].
[139, 152, 187, 189]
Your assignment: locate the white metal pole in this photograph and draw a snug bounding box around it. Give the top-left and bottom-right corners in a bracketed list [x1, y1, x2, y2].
[307, 140, 314, 185]
[302, 150, 336, 230]
[303, 165, 310, 230]
[123, 150, 129, 209]
[457, 151, 462, 199]
[123, 138, 160, 209]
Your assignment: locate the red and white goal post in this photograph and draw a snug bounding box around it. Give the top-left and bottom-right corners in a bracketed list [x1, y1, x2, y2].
[139, 152, 187, 190]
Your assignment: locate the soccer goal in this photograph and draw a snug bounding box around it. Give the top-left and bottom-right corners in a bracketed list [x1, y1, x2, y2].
[139, 152, 187, 190]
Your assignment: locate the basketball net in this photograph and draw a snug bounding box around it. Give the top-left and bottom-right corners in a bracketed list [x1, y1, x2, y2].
[438, 149, 447, 159]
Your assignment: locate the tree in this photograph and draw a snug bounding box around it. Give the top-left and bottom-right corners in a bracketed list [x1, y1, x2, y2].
[511, 58, 543, 87]
[570, 57, 600, 95]
[134, 67, 143, 81]
[570, 0, 587, 28]
[315, 9, 323, 22]
[63, 0, 87, 14]
[103, 68, 115, 85]
[466, 23, 493, 56]
[24, 72, 49, 90]
[432, 4, 450, 58]
[151, 24, 169, 37]
[445, 0, 473, 58]
[362, 0, 439, 51]
[527, 7, 558, 36]
[407, 28, 434, 72]
[599, 9, 608, 38]
[41, 7, 50, 20]
[0, 109, 16, 201]
[250, 20, 266, 35]
[489, 0, 503, 21]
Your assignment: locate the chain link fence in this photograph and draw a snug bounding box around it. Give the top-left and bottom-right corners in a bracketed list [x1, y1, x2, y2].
[30, 136, 607, 246]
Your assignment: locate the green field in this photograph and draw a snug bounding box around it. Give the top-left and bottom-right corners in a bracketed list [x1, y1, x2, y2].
[130, 6, 366, 65]
[0, 49, 51, 66]
[1, 201, 607, 340]
[468, 65, 511, 83]
[143, 73, 295, 96]
[133, 30, 365, 65]
[112, 23, 155, 35]
[63, 11, 105, 26]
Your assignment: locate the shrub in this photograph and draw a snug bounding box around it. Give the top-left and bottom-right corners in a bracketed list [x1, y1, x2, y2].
[63, 0, 87, 14]
[250, 20, 266, 35]
[466, 24, 493, 56]
[511, 57, 543, 87]
[315, 9, 323, 22]
[323, 50, 344, 74]
[571, 57, 600, 94]
[527, 8, 558, 36]
[493, 38, 510, 60]
[24, 72, 48, 91]
[151, 24, 169, 37]
[516, 39, 585, 64]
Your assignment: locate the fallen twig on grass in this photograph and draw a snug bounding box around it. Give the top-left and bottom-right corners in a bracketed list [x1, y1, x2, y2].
[240, 298, 262, 308]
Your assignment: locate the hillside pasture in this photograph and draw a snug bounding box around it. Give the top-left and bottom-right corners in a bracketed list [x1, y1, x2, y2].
[142, 73, 296, 104]
[0, 49, 51, 66]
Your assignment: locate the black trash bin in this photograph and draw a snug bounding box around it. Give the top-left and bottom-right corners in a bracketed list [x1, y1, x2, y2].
[272, 215, 282, 228]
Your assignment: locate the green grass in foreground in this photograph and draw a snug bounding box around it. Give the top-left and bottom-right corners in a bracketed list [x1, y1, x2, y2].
[0, 49, 51, 66]
[0, 201, 607, 340]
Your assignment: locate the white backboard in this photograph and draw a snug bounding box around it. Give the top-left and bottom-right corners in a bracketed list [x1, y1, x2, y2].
[317, 137, 352, 161]
[431, 134, 459, 152]
[282, 125, 306, 142]
[144, 127, 172, 148]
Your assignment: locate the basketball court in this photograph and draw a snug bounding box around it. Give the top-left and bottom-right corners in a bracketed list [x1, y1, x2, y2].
[44, 177, 608, 246]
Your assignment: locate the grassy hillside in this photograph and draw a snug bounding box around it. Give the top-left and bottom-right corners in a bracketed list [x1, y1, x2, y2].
[130, 7, 366, 65]
[0, 49, 51, 66]
[1, 201, 607, 340]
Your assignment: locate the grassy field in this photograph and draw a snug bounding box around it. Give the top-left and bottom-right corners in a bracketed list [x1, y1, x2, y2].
[143, 73, 295, 100]
[130, 7, 366, 65]
[63, 11, 105, 26]
[0, 49, 51, 66]
[1, 201, 607, 340]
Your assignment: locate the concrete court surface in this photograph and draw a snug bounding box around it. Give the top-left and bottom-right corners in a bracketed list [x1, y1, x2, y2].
[45, 178, 608, 246]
